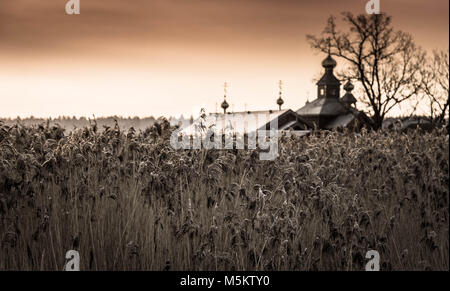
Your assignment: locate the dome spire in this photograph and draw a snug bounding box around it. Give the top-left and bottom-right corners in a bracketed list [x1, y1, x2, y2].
[322, 38, 337, 69]
[341, 79, 357, 107]
[317, 39, 340, 99]
[276, 80, 284, 110]
[327, 37, 331, 55]
[221, 82, 229, 113]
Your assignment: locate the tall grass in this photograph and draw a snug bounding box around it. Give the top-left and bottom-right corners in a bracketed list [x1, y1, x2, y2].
[0, 120, 448, 270]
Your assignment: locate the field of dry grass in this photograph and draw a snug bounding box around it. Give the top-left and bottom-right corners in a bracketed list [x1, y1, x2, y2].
[0, 119, 448, 270]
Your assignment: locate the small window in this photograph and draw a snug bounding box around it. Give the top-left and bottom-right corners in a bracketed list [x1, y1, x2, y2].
[320, 88, 325, 96]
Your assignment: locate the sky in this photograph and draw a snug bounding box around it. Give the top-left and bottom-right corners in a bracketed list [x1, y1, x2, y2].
[0, 0, 448, 118]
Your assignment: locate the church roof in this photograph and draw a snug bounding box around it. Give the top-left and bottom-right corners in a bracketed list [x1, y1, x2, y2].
[341, 93, 357, 105]
[322, 108, 373, 130]
[317, 54, 340, 86]
[341, 80, 357, 104]
[180, 109, 313, 136]
[213, 110, 290, 133]
[316, 72, 341, 86]
[296, 97, 347, 116]
[180, 110, 285, 135]
[323, 112, 356, 129]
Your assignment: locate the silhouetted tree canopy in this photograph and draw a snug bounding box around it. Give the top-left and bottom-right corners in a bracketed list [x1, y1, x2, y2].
[307, 13, 425, 129]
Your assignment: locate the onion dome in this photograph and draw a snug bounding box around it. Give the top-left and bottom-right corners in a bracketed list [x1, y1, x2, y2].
[343, 80, 355, 92]
[221, 82, 230, 113]
[341, 80, 357, 106]
[277, 80, 284, 110]
[277, 96, 284, 110]
[221, 99, 229, 113]
[322, 54, 337, 69]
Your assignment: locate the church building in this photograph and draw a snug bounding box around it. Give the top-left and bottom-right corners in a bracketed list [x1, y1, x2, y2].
[180, 52, 371, 136]
[294, 53, 372, 130]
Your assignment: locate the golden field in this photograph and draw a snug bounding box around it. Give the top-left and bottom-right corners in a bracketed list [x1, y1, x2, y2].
[0, 119, 448, 270]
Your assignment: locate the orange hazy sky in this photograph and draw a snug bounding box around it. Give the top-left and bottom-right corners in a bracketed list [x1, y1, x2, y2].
[0, 0, 448, 118]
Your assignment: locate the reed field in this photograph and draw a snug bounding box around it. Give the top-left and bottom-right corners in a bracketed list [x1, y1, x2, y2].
[0, 119, 448, 271]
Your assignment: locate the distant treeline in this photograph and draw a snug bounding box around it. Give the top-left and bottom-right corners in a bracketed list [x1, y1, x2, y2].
[1, 115, 445, 133]
[0, 116, 167, 132]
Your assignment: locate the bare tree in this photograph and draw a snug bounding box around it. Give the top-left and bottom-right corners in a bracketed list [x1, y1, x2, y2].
[307, 13, 425, 129]
[420, 49, 449, 124]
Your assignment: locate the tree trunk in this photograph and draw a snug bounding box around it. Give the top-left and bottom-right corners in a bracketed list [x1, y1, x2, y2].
[371, 113, 383, 130]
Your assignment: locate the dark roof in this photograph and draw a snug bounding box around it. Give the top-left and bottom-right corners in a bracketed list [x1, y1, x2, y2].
[317, 55, 340, 86]
[323, 108, 373, 130]
[257, 109, 313, 131]
[323, 113, 356, 129]
[341, 93, 357, 104]
[181, 109, 312, 135]
[316, 72, 341, 86]
[296, 97, 347, 116]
